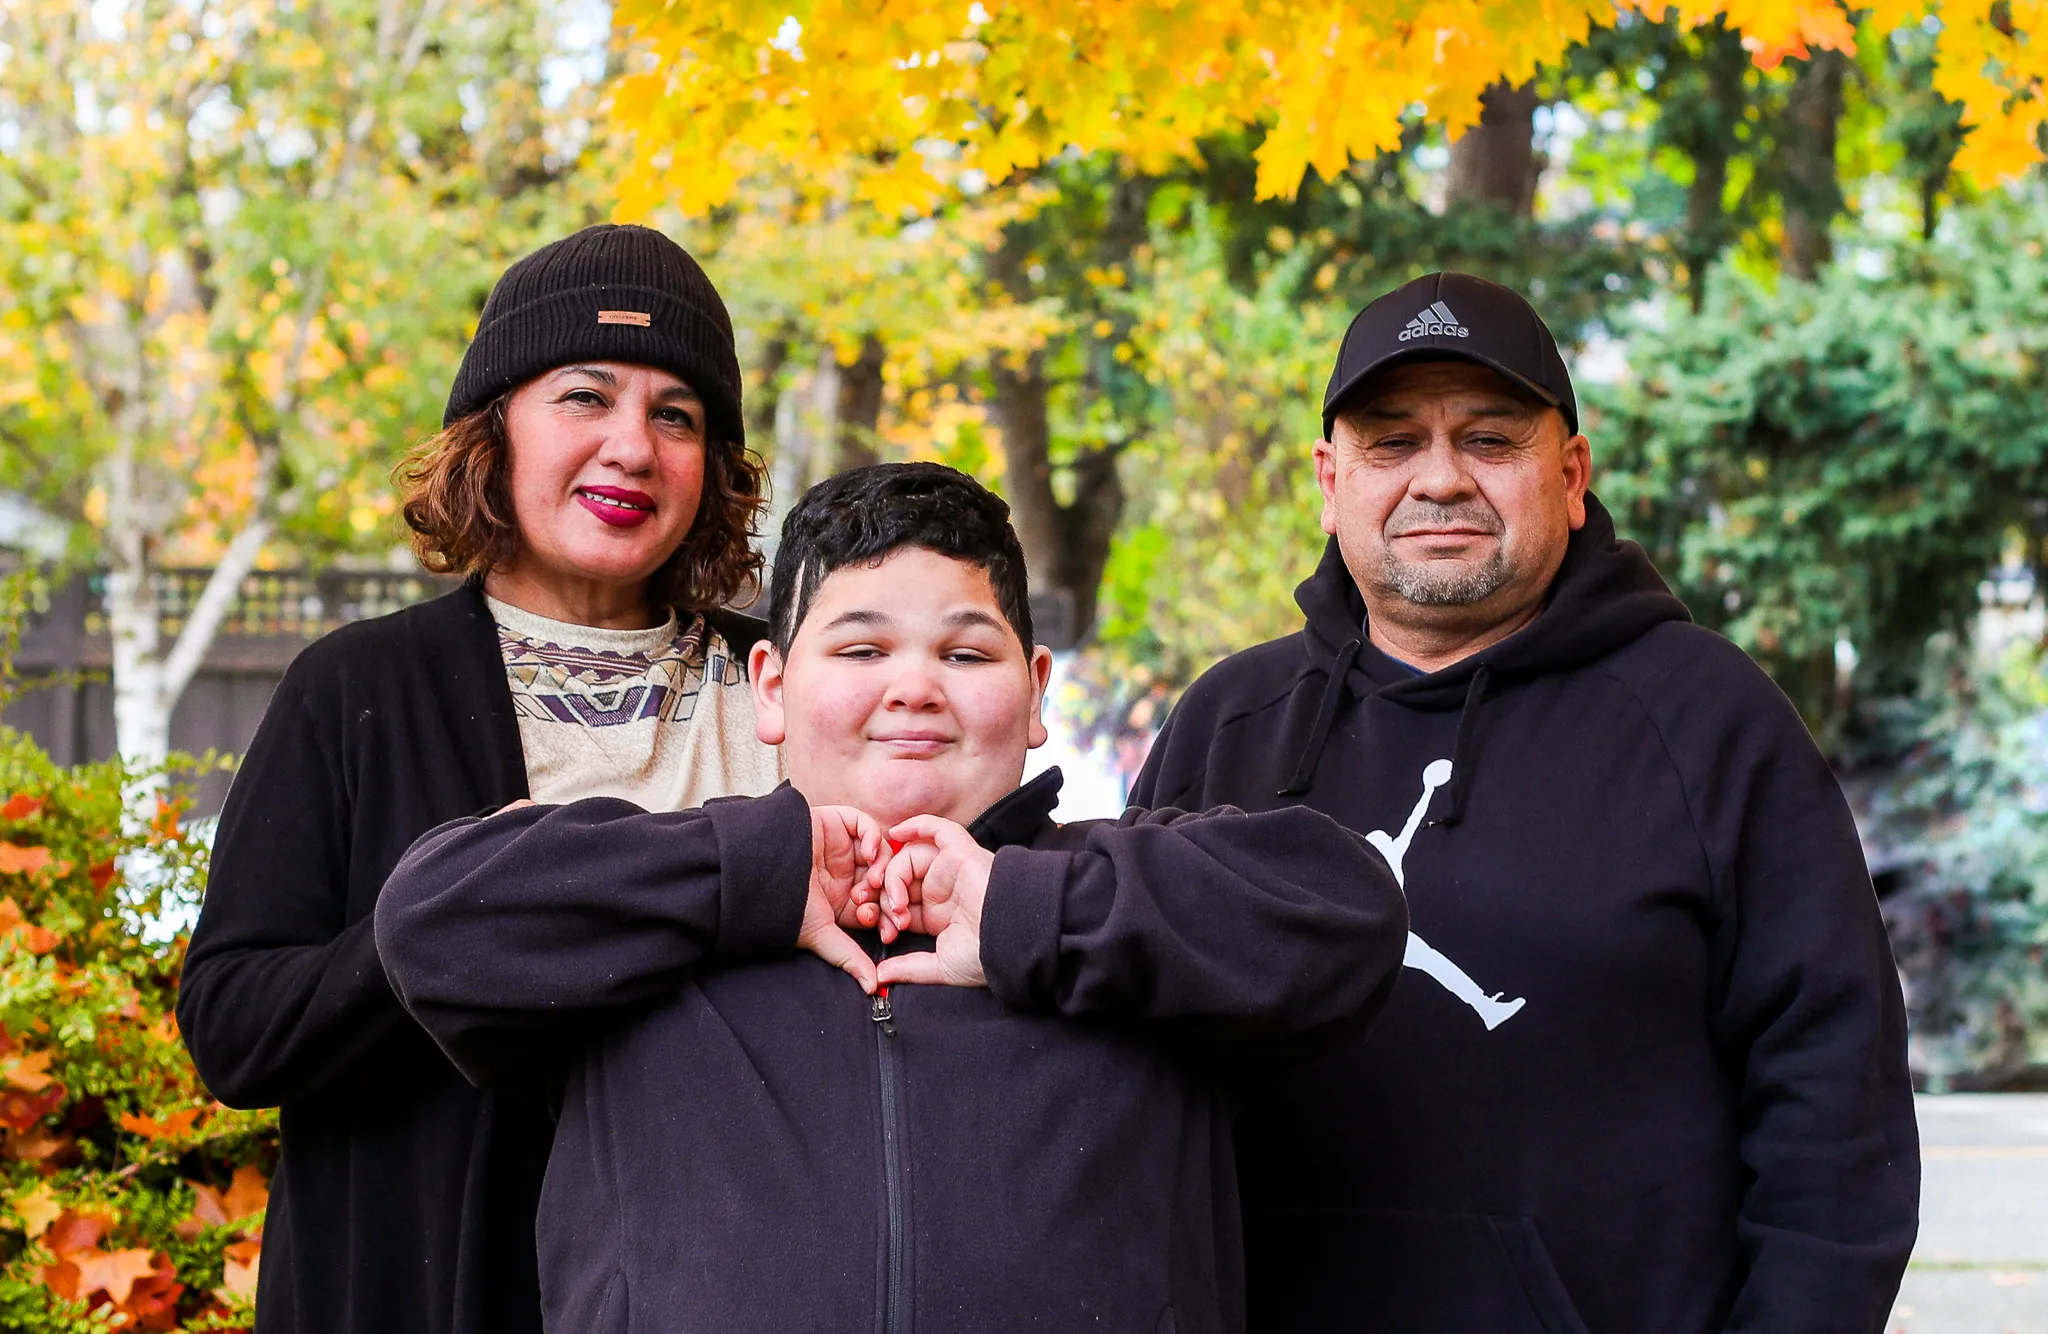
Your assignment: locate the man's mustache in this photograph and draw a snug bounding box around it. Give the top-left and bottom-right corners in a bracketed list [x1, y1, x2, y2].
[1384, 503, 1504, 539]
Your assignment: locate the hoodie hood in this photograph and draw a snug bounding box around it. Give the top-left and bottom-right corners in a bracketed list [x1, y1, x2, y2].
[1280, 493, 1690, 803]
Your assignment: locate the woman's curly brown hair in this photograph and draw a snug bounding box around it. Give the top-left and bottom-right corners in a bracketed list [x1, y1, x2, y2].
[395, 395, 768, 614]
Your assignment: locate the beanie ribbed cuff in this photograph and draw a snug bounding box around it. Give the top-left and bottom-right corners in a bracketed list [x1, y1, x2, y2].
[444, 224, 745, 450]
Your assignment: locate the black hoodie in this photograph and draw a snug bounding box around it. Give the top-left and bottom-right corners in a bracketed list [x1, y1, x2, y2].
[375, 771, 1408, 1334]
[1133, 497, 1918, 1334]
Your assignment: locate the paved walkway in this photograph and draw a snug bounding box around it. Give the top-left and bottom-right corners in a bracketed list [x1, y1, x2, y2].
[1890, 1094, 2048, 1334]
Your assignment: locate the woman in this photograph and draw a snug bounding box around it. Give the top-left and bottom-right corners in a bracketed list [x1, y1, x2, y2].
[176, 224, 782, 1334]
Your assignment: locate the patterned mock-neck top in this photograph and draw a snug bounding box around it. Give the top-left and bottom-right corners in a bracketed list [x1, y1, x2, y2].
[487, 595, 784, 811]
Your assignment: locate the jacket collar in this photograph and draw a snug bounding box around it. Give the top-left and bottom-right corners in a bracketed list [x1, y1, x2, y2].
[970, 768, 1065, 850]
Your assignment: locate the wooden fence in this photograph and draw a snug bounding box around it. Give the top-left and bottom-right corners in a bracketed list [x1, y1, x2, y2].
[3, 569, 449, 816]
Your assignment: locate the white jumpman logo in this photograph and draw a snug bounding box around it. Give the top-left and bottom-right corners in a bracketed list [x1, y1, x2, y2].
[1367, 759, 1526, 1031]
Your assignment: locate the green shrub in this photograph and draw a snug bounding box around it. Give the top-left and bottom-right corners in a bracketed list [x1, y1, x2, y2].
[1593, 197, 2048, 744]
[1856, 641, 2048, 1090]
[0, 575, 272, 1331]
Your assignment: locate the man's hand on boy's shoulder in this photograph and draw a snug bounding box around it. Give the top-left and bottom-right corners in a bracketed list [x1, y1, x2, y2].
[875, 816, 993, 989]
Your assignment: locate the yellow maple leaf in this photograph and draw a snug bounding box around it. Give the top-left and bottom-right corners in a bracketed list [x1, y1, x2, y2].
[12, 1185, 61, 1240]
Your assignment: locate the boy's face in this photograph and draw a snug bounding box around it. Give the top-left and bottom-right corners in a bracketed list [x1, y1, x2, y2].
[751, 547, 1055, 829]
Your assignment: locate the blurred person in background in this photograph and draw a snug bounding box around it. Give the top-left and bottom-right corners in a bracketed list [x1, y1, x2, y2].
[176, 224, 782, 1334]
[1135, 272, 1919, 1334]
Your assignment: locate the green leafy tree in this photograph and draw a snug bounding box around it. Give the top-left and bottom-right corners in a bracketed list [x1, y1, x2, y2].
[0, 0, 591, 776]
[1593, 198, 2048, 744]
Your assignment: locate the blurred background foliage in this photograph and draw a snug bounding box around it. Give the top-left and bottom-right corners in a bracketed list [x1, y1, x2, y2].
[0, 575, 267, 1330]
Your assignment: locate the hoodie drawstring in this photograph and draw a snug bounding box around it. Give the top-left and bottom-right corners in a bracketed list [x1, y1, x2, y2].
[1278, 638, 1362, 797]
[1425, 665, 1492, 829]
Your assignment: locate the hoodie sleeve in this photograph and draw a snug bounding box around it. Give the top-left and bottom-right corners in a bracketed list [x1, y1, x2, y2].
[1634, 642, 1918, 1334]
[977, 804, 1408, 1045]
[373, 785, 813, 1089]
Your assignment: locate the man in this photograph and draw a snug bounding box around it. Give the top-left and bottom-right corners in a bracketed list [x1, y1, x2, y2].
[1133, 273, 1919, 1333]
[375, 463, 1408, 1333]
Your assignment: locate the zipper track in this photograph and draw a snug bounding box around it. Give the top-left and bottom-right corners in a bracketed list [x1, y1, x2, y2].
[872, 986, 909, 1334]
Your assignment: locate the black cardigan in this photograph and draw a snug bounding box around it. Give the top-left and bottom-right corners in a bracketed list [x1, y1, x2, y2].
[177, 583, 767, 1334]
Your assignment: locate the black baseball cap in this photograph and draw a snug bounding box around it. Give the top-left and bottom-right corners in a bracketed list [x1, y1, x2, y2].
[1321, 272, 1578, 440]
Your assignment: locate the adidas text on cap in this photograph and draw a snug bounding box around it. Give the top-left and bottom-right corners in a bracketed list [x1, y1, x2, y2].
[1322, 272, 1579, 439]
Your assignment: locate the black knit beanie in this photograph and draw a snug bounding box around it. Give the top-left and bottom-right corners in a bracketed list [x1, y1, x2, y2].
[444, 224, 745, 447]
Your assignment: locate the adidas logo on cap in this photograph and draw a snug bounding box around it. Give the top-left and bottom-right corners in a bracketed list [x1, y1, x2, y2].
[1398, 301, 1469, 342]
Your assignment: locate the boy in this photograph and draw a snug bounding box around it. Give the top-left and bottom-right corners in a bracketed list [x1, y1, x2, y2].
[375, 463, 1408, 1334]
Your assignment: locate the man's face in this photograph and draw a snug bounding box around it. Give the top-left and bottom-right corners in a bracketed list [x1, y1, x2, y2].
[1314, 360, 1590, 630]
[751, 547, 1054, 829]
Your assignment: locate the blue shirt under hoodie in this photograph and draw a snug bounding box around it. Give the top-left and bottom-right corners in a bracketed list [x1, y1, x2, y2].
[375, 771, 1409, 1334]
[1133, 494, 1919, 1334]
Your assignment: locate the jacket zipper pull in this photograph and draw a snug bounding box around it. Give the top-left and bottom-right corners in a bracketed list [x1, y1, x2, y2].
[870, 986, 896, 1037]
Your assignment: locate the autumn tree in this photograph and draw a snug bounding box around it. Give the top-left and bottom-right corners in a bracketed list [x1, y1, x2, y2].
[608, 0, 2047, 217]
[0, 0, 591, 775]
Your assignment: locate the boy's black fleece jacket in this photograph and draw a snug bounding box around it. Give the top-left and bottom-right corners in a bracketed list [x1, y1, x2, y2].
[374, 770, 1408, 1334]
[1133, 495, 1920, 1334]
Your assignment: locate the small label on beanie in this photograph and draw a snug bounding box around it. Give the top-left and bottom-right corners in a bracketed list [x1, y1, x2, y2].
[597, 310, 652, 326]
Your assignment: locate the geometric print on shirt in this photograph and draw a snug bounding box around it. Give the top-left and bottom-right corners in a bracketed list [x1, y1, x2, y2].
[500, 615, 743, 729]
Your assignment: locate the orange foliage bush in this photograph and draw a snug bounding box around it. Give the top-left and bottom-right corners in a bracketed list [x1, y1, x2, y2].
[0, 581, 273, 1331]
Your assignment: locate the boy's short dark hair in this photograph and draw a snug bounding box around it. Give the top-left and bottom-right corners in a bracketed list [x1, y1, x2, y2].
[768, 463, 1034, 656]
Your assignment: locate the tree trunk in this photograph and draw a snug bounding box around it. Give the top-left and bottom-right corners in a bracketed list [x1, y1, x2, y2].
[104, 453, 273, 780]
[747, 333, 791, 449]
[988, 354, 1124, 649]
[1677, 24, 1750, 312]
[1444, 79, 1543, 216]
[1781, 49, 1846, 281]
[985, 203, 1130, 649]
[990, 356, 1059, 578]
[104, 528, 170, 776]
[832, 334, 887, 472]
[766, 349, 829, 564]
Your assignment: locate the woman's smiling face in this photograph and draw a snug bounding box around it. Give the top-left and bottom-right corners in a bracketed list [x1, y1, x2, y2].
[494, 361, 707, 624]
[750, 547, 1054, 830]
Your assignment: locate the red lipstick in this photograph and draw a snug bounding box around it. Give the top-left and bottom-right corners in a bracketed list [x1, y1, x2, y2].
[576, 486, 656, 528]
